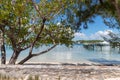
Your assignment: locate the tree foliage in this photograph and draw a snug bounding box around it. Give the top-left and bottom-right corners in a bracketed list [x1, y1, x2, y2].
[64, 0, 120, 31]
[0, 0, 74, 64]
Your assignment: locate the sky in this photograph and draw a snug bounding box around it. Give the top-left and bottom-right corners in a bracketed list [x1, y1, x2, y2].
[74, 16, 120, 41]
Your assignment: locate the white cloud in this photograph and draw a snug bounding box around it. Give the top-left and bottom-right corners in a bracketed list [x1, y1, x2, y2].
[74, 30, 113, 41]
[74, 32, 88, 40]
[74, 33, 86, 38]
[96, 30, 112, 36]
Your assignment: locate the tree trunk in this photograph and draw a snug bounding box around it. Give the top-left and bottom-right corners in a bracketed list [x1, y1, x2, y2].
[113, 0, 120, 21]
[1, 44, 6, 64]
[18, 55, 33, 64]
[9, 51, 20, 64]
[0, 31, 6, 64]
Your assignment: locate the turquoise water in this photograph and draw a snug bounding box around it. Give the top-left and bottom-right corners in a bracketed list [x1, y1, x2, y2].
[2, 45, 120, 64]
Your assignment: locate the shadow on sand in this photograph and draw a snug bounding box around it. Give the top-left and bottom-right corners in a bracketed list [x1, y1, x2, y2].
[89, 58, 120, 65]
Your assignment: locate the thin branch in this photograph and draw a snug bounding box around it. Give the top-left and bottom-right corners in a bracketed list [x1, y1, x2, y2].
[51, 1, 68, 19]
[30, 0, 43, 18]
[45, 28, 56, 44]
[17, 17, 21, 35]
[18, 44, 57, 64]
[32, 44, 57, 56]
[17, 31, 32, 46]
[18, 0, 46, 54]
[20, 45, 31, 51]
[7, 27, 17, 51]
[28, 18, 46, 55]
[32, 29, 58, 56]
[113, 0, 120, 21]
[27, 0, 47, 55]
[51, 9, 62, 19]
[99, 0, 103, 5]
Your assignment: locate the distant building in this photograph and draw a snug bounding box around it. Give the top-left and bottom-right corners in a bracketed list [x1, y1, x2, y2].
[98, 41, 110, 46]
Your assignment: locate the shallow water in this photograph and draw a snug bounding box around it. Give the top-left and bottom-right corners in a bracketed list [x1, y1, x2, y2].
[2, 45, 120, 64]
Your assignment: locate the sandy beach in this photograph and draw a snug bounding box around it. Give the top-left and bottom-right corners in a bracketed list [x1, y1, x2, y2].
[0, 63, 120, 80]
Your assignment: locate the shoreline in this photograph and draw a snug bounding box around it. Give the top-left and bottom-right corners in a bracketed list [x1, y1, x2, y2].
[1, 61, 120, 68]
[1, 61, 120, 66]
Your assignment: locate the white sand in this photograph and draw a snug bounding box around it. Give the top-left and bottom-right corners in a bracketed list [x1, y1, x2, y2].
[105, 78, 120, 80]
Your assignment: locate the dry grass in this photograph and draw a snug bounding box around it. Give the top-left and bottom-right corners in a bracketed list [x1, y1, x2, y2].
[0, 74, 62, 80]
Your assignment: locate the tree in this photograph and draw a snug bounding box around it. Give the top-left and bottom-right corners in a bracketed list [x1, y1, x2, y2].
[63, 0, 120, 30]
[0, 0, 74, 65]
[96, 0, 120, 29]
[92, 0, 120, 29]
[62, 0, 101, 31]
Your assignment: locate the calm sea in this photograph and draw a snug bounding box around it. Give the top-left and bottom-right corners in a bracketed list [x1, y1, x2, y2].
[1, 45, 120, 64]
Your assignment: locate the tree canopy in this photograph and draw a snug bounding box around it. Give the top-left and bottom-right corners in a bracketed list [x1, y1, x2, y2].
[0, 0, 74, 64]
[63, 0, 120, 30]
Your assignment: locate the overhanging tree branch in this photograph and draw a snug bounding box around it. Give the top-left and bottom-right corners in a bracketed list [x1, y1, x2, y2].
[18, 44, 57, 64]
[99, 0, 103, 5]
[30, 0, 43, 18]
[113, 0, 120, 21]
[20, 45, 31, 51]
[27, 0, 47, 56]
[32, 44, 57, 56]
[28, 18, 46, 55]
